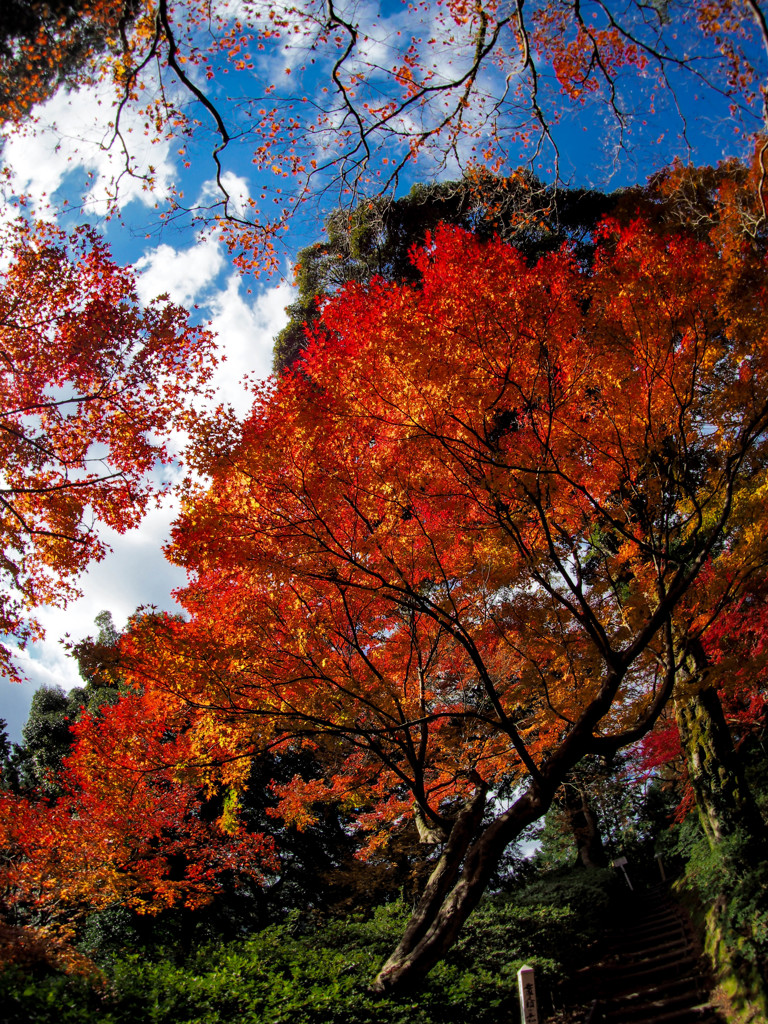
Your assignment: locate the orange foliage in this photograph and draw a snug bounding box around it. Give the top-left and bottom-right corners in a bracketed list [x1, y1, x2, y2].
[0, 683, 277, 936]
[0, 218, 216, 676]
[0, 0, 130, 125]
[4, 1, 766, 272]
[116, 215, 768, 850]
[7, 212, 768, 982]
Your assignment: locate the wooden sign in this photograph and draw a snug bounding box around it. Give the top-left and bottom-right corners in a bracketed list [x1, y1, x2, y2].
[517, 964, 539, 1024]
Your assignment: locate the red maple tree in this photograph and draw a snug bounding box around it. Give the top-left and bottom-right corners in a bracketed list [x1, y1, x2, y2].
[95, 212, 768, 989]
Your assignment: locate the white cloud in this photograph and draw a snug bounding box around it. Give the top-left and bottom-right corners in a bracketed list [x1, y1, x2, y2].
[0, 262, 293, 739]
[0, 496, 187, 742]
[1, 79, 175, 217]
[208, 271, 293, 417]
[197, 171, 253, 220]
[135, 233, 226, 308]
[134, 233, 293, 417]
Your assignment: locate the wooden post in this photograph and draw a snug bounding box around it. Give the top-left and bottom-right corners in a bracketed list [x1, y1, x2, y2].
[655, 852, 667, 882]
[517, 964, 539, 1024]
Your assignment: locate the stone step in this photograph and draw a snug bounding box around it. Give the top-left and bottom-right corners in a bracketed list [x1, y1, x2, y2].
[596, 968, 708, 1004]
[602, 1003, 721, 1024]
[596, 955, 704, 990]
[556, 886, 724, 1024]
[574, 942, 700, 985]
[604, 996, 714, 1023]
[623, 912, 688, 932]
[614, 934, 694, 958]
[614, 923, 689, 948]
[633, 903, 684, 921]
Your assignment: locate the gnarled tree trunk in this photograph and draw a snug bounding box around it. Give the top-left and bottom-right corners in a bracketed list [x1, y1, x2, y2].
[372, 660, 675, 993]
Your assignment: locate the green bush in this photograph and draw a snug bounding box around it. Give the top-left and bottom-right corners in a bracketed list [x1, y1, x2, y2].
[103, 902, 528, 1024]
[0, 964, 114, 1024]
[1, 869, 623, 1024]
[680, 822, 768, 968]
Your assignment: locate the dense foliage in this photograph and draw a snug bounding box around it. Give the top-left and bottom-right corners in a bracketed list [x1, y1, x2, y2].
[0, 868, 626, 1024]
[2, 165, 768, 1005]
[0, 220, 216, 677]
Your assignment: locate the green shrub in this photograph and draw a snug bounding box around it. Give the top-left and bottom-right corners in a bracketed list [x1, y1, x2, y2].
[680, 824, 768, 967]
[1, 868, 623, 1024]
[0, 964, 114, 1024]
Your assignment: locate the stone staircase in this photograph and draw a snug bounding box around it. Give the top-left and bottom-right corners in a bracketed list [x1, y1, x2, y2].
[570, 885, 724, 1024]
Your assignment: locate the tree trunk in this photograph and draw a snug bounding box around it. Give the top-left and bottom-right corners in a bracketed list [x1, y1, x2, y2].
[413, 802, 448, 846]
[675, 684, 767, 850]
[372, 783, 549, 993]
[562, 784, 609, 869]
[372, 657, 672, 994]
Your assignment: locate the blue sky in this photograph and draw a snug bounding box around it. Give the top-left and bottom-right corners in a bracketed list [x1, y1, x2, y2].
[0, 0, 765, 741]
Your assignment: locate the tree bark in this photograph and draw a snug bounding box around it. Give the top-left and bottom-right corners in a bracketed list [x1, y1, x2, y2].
[675, 684, 767, 851]
[413, 802, 448, 846]
[377, 781, 489, 978]
[371, 658, 673, 994]
[562, 783, 609, 869]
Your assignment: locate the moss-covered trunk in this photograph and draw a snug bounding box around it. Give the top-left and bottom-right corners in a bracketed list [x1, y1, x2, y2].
[674, 684, 767, 851]
[674, 680, 768, 1013]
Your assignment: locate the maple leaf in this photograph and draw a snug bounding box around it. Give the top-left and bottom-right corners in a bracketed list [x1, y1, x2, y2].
[12, 203, 768, 991]
[3, 1, 767, 267]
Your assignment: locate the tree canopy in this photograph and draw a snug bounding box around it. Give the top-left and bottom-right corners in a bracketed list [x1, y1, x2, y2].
[3, 0, 768, 269]
[53, 202, 763, 990]
[2, 0, 768, 1000]
[0, 0, 137, 124]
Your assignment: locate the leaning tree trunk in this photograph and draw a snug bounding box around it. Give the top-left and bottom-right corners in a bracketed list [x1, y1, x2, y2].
[373, 652, 676, 995]
[675, 683, 767, 852]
